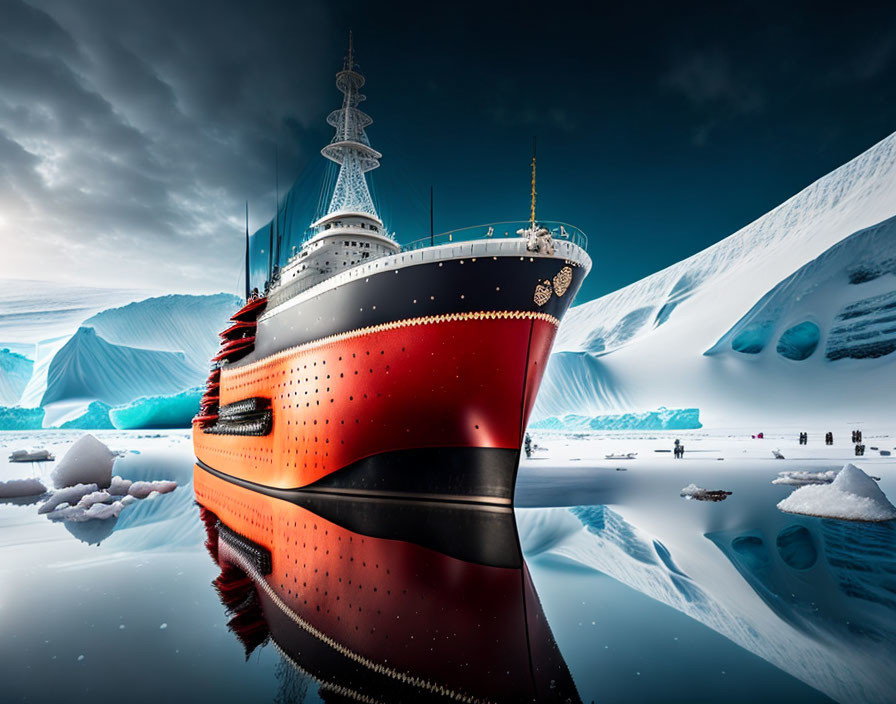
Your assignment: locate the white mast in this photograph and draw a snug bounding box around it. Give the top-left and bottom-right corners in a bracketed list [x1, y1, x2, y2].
[319, 32, 382, 224]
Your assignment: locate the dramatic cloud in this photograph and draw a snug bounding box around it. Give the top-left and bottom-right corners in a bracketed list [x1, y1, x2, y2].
[0, 0, 332, 293]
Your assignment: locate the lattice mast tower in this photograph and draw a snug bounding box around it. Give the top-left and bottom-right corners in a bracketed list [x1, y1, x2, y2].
[320, 33, 382, 226]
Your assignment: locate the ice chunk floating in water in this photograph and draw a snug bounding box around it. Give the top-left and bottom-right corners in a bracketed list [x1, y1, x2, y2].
[778, 463, 896, 522]
[50, 433, 116, 489]
[0, 478, 47, 499]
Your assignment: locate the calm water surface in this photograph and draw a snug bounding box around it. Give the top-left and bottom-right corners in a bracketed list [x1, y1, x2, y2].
[1, 430, 894, 703]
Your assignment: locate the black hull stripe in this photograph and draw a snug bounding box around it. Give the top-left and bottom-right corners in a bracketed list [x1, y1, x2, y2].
[196, 455, 516, 508]
[242, 255, 585, 366]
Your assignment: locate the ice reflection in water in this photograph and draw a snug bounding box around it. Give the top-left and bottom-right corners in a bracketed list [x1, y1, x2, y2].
[519, 502, 896, 704]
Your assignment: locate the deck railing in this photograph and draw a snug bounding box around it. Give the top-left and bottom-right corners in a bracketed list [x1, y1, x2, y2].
[400, 220, 588, 253]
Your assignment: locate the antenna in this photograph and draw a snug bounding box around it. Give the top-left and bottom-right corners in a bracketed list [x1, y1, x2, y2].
[430, 185, 434, 247]
[347, 30, 354, 71]
[244, 202, 250, 300]
[530, 136, 537, 227]
[274, 146, 280, 268]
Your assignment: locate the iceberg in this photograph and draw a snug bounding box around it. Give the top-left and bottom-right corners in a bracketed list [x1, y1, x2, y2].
[58, 401, 113, 429]
[777, 463, 896, 522]
[110, 388, 202, 429]
[0, 405, 44, 430]
[50, 434, 116, 489]
[530, 407, 701, 431]
[41, 327, 197, 407]
[82, 293, 241, 372]
[0, 348, 33, 405]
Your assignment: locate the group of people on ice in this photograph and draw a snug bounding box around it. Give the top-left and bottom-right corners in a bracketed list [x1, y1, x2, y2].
[798, 429, 866, 455]
[673, 439, 686, 458]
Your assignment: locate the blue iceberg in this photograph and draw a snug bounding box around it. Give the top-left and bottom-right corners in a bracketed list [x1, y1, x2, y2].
[531, 407, 702, 431]
[0, 405, 44, 430]
[110, 387, 202, 429]
[58, 401, 114, 429]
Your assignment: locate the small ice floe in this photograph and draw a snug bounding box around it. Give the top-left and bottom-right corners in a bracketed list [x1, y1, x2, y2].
[38, 483, 99, 514]
[49, 501, 125, 522]
[127, 480, 177, 499]
[773, 470, 839, 486]
[50, 434, 116, 490]
[777, 463, 896, 522]
[772, 449, 785, 460]
[0, 478, 48, 499]
[36, 473, 177, 523]
[605, 452, 637, 460]
[680, 483, 732, 502]
[8, 448, 54, 462]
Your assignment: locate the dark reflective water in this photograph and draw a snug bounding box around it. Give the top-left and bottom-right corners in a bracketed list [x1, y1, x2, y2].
[2, 432, 895, 703]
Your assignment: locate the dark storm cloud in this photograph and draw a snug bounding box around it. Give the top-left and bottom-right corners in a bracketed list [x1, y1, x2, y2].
[0, 0, 332, 292]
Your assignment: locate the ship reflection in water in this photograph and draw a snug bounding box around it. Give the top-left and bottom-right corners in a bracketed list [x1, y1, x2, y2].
[196, 470, 580, 703]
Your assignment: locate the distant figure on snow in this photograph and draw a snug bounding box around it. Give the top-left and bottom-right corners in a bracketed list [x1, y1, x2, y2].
[524, 433, 532, 459]
[825, 432, 833, 446]
[673, 439, 681, 459]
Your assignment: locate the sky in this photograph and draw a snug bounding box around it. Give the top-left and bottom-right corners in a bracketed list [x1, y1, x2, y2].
[0, 0, 895, 302]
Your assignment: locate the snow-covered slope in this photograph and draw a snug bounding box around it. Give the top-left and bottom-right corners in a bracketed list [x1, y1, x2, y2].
[539, 132, 896, 425]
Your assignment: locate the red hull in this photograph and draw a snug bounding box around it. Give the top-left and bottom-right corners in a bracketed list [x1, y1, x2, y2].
[194, 312, 557, 497]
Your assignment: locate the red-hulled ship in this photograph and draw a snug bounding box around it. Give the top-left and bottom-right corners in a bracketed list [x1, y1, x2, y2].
[193, 40, 591, 506]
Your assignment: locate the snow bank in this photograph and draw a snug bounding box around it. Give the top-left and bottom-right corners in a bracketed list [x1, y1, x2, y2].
[38, 483, 98, 513]
[110, 388, 202, 429]
[0, 478, 48, 498]
[777, 463, 896, 521]
[531, 407, 701, 431]
[50, 434, 116, 489]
